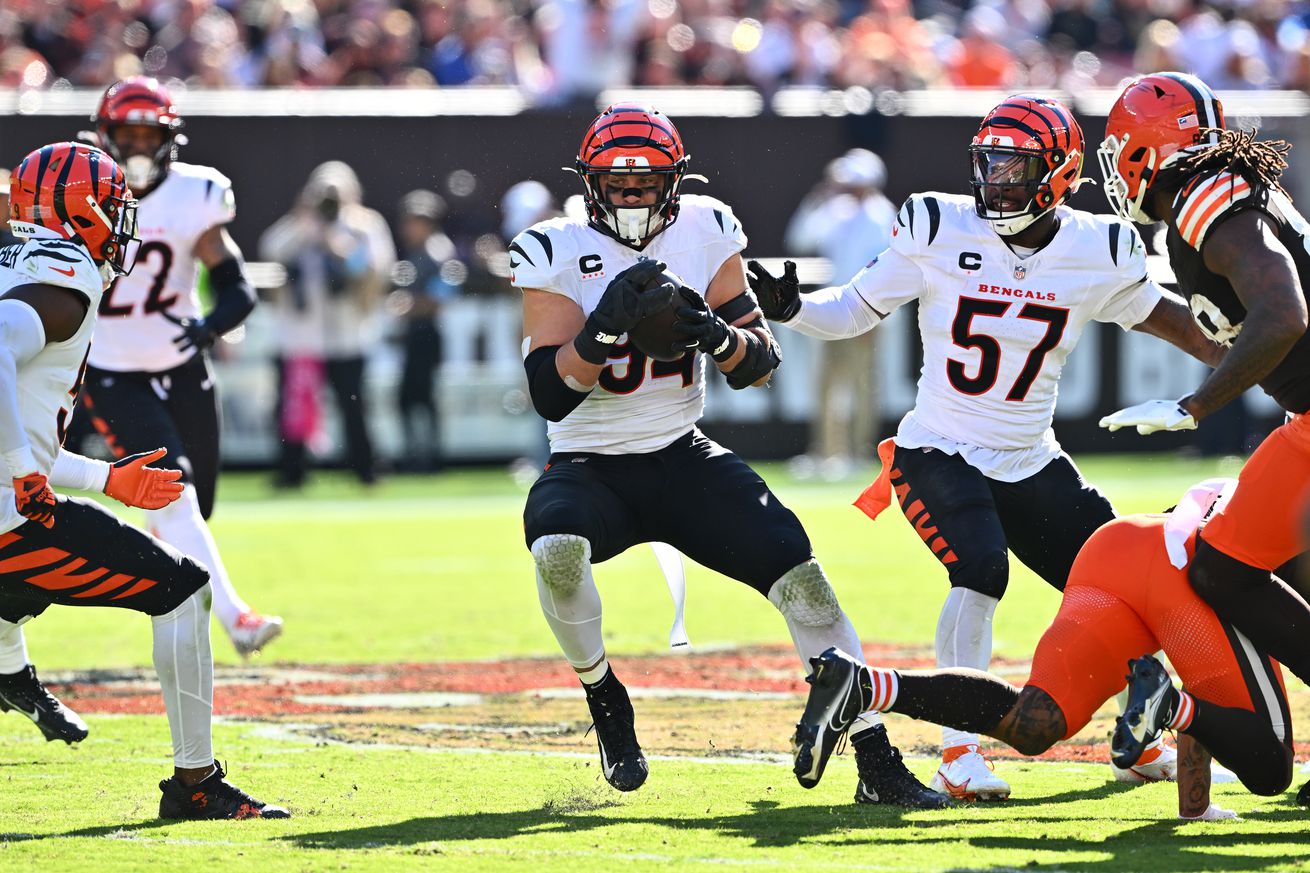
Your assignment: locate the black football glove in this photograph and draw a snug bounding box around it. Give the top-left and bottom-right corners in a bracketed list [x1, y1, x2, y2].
[162, 311, 219, 354]
[672, 287, 738, 361]
[574, 259, 676, 364]
[746, 259, 801, 323]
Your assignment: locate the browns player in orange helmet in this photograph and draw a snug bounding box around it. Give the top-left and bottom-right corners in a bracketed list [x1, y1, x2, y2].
[0, 142, 287, 818]
[1098, 73, 1310, 742]
[512, 103, 946, 808]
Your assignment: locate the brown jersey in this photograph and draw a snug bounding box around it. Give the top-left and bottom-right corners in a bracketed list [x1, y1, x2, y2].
[1164, 169, 1310, 413]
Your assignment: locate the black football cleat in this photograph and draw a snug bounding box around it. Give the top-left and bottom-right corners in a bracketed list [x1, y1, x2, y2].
[0, 664, 88, 744]
[792, 647, 873, 789]
[853, 724, 953, 809]
[583, 668, 648, 792]
[159, 762, 290, 820]
[1112, 655, 1177, 770]
[1297, 780, 1310, 808]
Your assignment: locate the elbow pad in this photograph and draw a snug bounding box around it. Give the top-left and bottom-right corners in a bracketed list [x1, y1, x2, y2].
[713, 290, 761, 325]
[725, 327, 781, 390]
[205, 258, 257, 336]
[525, 345, 591, 422]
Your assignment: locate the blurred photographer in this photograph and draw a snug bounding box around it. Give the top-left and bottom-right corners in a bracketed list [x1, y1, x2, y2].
[260, 161, 396, 487]
[391, 189, 456, 472]
[784, 148, 895, 477]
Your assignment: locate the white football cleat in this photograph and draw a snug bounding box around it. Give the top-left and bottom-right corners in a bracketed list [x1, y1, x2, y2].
[227, 612, 284, 658]
[1111, 734, 1177, 783]
[929, 744, 1011, 801]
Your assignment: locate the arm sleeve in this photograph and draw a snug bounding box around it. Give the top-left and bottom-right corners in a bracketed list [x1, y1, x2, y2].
[790, 244, 925, 339]
[203, 258, 257, 335]
[49, 449, 110, 492]
[0, 299, 47, 477]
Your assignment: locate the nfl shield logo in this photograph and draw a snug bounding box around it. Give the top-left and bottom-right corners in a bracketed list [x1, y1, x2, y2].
[1014, 264, 1026, 280]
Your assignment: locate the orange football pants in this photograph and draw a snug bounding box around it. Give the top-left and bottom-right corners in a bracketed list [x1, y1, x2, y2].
[1026, 515, 1287, 740]
[1201, 413, 1310, 570]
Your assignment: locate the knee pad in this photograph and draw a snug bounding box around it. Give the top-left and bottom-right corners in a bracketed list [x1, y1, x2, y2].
[1243, 749, 1293, 797]
[530, 534, 591, 598]
[950, 549, 1010, 600]
[768, 560, 841, 627]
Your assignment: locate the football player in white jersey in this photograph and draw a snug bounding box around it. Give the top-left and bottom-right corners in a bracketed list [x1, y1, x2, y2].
[514, 103, 945, 808]
[0, 142, 286, 818]
[72, 77, 281, 658]
[752, 96, 1225, 799]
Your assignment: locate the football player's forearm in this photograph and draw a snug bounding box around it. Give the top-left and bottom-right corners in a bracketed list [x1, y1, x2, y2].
[203, 259, 257, 335]
[1134, 296, 1226, 368]
[789, 283, 882, 340]
[49, 449, 110, 492]
[556, 341, 605, 390]
[1176, 732, 1212, 819]
[1184, 315, 1300, 419]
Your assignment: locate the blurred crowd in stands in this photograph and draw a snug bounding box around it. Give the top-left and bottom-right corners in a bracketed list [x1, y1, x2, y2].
[6, 0, 1310, 98]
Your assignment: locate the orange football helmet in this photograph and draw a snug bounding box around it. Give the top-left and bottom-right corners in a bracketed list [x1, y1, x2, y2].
[93, 76, 186, 193]
[9, 142, 138, 277]
[1098, 72, 1226, 223]
[575, 103, 690, 246]
[969, 95, 1086, 236]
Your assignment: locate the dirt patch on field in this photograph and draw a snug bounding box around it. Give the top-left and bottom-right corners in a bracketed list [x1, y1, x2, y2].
[45, 643, 1310, 765]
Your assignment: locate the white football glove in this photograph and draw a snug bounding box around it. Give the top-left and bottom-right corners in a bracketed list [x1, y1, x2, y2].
[1179, 803, 1240, 822]
[1099, 399, 1197, 435]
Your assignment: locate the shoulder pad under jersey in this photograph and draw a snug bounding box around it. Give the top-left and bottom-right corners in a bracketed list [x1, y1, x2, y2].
[1171, 171, 1258, 251]
[678, 194, 748, 248]
[17, 239, 101, 304]
[509, 218, 580, 291]
[170, 161, 237, 227]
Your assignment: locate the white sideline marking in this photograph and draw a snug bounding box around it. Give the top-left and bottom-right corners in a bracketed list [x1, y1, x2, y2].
[415, 721, 574, 736]
[534, 687, 799, 701]
[294, 692, 484, 708]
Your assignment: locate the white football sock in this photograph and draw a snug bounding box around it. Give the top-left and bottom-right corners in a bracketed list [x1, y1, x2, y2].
[768, 560, 883, 736]
[152, 586, 215, 769]
[0, 619, 28, 674]
[936, 587, 999, 751]
[532, 535, 608, 682]
[148, 485, 250, 630]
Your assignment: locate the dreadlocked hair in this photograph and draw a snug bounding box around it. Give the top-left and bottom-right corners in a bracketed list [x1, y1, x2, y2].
[1158, 127, 1292, 197]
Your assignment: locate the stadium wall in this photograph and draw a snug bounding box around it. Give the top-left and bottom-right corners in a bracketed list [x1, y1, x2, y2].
[2, 88, 1304, 464]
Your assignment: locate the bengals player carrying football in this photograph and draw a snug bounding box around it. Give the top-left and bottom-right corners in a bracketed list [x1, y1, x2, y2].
[753, 95, 1224, 799]
[513, 102, 945, 808]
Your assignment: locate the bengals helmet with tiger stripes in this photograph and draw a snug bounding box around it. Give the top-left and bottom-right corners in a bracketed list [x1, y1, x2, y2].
[1098, 72, 1226, 224]
[93, 76, 186, 194]
[575, 103, 690, 246]
[9, 142, 139, 279]
[969, 95, 1087, 237]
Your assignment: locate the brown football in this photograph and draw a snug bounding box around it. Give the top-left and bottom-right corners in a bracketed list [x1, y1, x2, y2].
[627, 273, 687, 362]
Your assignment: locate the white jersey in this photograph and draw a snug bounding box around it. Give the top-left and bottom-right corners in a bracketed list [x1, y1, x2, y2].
[511, 194, 747, 454]
[89, 162, 236, 373]
[0, 237, 104, 534]
[851, 193, 1161, 480]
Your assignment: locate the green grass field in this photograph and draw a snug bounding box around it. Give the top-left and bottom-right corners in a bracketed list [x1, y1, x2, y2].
[5, 452, 1307, 873]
